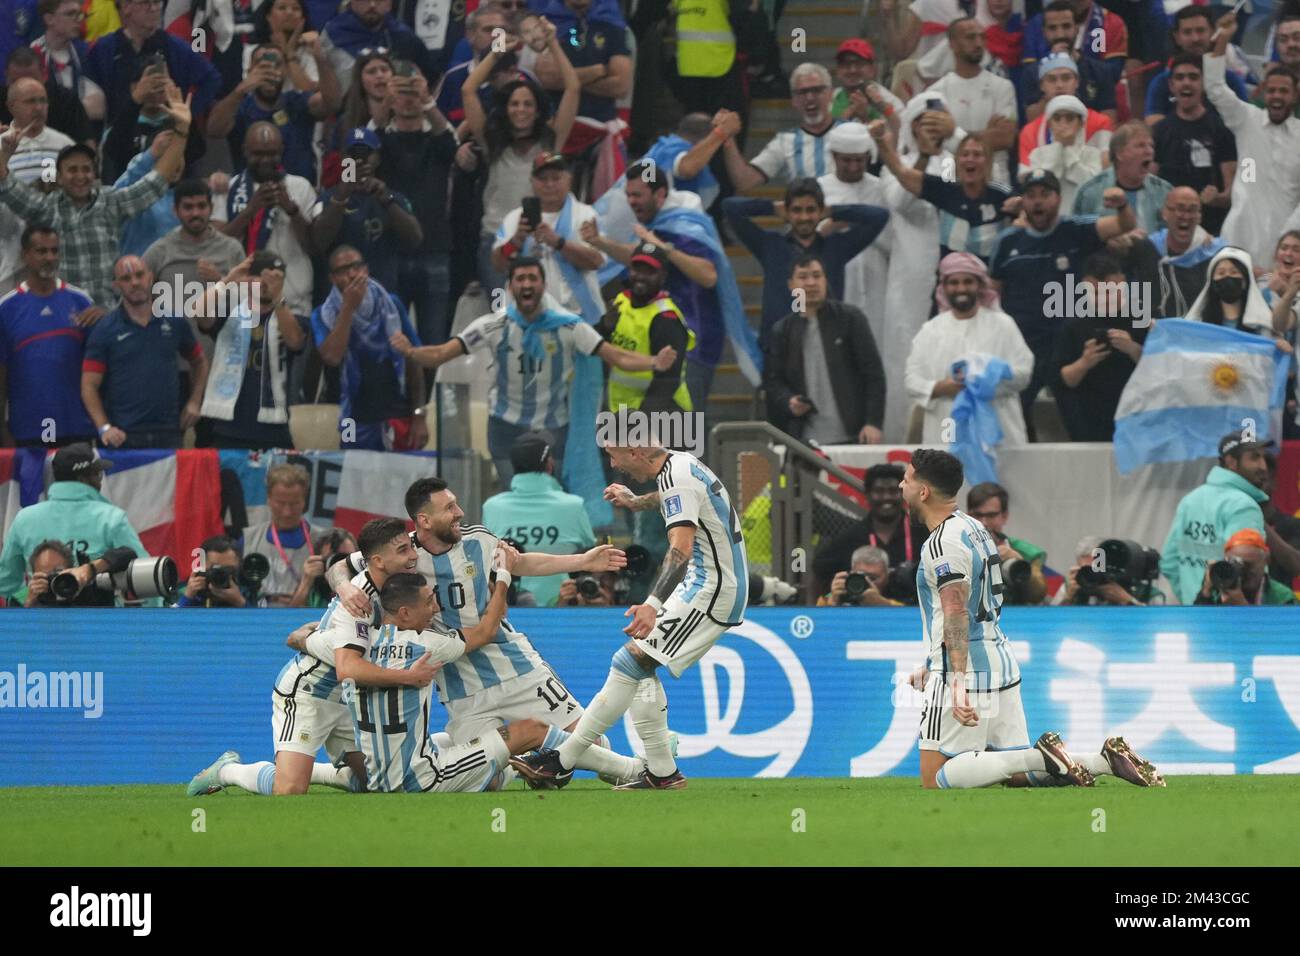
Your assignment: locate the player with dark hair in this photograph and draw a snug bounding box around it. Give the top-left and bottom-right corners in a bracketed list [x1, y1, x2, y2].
[901, 449, 1165, 790]
[323, 477, 649, 786]
[187, 517, 435, 797]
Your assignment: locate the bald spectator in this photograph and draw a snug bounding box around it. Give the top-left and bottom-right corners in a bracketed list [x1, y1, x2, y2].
[83, 0, 220, 126]
[81, 255, 208, 449]
[1071, 121, 1172, 234]
[0, 90, 192, 307]
[1121, 186, 1227, 320]
[0, 76, 72, 292]
[0, 46, 91, 144]
[221, 122, 317, 327]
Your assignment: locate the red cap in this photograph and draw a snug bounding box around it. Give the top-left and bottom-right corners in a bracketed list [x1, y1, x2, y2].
[836, 38, 875, 62]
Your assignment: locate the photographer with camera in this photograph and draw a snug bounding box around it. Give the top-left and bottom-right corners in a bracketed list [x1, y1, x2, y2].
[819, 545, 904, 607]
[1055, 535, 1156, 606]
[813, 463, 928, 594]
[967, 481, 1047, 605]
[559, 544, 652, 607]
[1195, 529, 1298, 606]
[15, 538, 153, 607]
[0, 444, 154, 606]
[175, 535, 270, 608]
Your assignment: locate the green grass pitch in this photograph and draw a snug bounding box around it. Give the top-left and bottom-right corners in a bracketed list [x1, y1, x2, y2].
[2, 776, 1295, 866]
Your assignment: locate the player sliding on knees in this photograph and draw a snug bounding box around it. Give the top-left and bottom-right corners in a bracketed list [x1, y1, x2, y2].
[352, 570, 552, 791]
[902, 449, 1165, 789]
[325, 477, 648, 787]
[187, 518, 438, 797]
[512, 435, 749, 790]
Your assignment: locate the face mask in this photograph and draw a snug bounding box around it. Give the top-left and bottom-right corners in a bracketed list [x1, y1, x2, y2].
[1212, 276, 1245, 302]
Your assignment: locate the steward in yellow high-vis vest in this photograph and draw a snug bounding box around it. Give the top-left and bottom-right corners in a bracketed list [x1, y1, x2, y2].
[676, 0, 736, 79]
[600, 241, 694, 413]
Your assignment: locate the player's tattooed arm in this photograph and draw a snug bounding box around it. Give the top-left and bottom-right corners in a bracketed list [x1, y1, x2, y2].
[650, 525, 696, 603]
[604, 483, 659, 512]
[938, 581, 971, 675]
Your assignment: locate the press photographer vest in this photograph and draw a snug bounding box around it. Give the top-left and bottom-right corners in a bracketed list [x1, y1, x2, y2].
[676, 0, 735, 78]
[607, 291, 694, 412]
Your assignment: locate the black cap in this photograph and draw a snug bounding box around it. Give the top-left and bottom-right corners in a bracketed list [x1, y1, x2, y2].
[51, 443, 113, 482]
[1020, 168, 1061, 194]
[56, 142, 97, 168]
[510, 429, 554, 474]
[630, 240, 669, 271]
[1218, 429, 1275, 460]
[249, 250, 286, 275]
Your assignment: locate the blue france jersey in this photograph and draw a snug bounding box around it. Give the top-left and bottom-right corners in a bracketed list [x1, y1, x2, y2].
[346, 528, 544, 702]
[349, 622, 470, 793]
[657, 451, 749, 626]
[274, 568, 381, 703]
[915, 510, 1020, 689]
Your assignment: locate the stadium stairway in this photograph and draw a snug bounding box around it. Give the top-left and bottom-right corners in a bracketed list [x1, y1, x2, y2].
[705, 3, 868, 427]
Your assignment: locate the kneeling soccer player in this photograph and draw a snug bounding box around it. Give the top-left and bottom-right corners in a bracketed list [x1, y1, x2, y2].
[512, 437, 749, 790]
[901, 449, 1165, 790]
[355, 569, 549, 791]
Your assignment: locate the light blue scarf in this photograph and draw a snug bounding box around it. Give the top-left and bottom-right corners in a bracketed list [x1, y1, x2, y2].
[949, 357, 1013, 485]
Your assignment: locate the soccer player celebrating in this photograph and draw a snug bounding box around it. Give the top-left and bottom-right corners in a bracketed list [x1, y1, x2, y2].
[325, 477, 647, 785]
[512, 432, 749, 790]
[353, 571, 553, 792]
[187, 517, 437, 797]
[901, 449, 1164, 789]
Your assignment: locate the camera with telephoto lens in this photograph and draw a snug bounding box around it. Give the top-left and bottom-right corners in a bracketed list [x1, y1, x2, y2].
[1209, 556, 1245, 591]
[842, 571, 871, 602]
[44, 555, 179, 605]
[1075, 538, 1160, 601]
[205, 553, 271, 594]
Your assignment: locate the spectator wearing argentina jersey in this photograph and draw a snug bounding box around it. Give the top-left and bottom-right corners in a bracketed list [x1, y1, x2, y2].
[390, 257, 678, 486]
[871, 120, 1011, 264]
[323, 476, 649, 787]
[186, 517, 435, 799]
[721, 63, 843, 193]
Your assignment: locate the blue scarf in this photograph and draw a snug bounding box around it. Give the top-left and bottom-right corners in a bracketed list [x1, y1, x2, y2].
[507, 303, 580, 360]
[650, 206, 762, 384]
[319, 278, 408, 421]
[325, 10, 407, 53]
[950, 357, 1013, 485]
[1150, 229, 1224, 268]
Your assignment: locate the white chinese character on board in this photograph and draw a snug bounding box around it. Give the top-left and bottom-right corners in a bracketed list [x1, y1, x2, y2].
[1253, 656, 1300, 773]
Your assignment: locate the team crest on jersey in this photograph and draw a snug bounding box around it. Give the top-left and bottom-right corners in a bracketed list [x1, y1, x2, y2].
[464, 564, 477, 578]
[299, 732, 310, 742]
[664, 494, 682, 517]
[935, 562, 951, 577]
[544, 339, 557, 354]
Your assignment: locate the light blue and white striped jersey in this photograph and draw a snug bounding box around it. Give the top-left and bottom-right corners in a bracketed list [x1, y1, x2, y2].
[456, 311, 604, 430]
[657, 451, 749, 625]
[346, 528, 544, 702]
[915, 509, 1020, 689]
[349, 622, 469, 793]
[749, 124, 841, 183]
[273, 568, 381, 703]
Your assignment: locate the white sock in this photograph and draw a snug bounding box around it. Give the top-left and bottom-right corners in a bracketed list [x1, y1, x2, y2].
[1076, 751, 1110, 777]
[938, 750, 1047, 789]
[544, 726, 641, 781]
[311, 763, 357, 791]
[556, 666, 642, 771]
[218, 761, 276, 795]
[630, 676, 676, 777]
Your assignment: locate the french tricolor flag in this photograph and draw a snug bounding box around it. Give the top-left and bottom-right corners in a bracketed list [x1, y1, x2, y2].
[0, 450, 225, 569]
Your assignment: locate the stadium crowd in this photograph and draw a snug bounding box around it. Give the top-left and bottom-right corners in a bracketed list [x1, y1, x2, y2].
[3, 0, 1300, 609]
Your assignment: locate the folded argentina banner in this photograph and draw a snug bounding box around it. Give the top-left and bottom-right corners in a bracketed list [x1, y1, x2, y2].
[1113, 319, 1292, 474]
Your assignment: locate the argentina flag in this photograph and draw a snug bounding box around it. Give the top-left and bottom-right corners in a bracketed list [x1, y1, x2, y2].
[1113, 320, 1292, 474]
